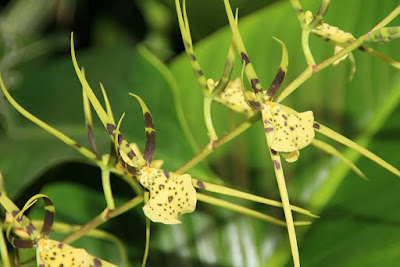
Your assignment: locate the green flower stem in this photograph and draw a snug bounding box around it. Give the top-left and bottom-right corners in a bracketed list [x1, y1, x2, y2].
[174, 112, 261, 174]
[267, 150, 300, 267]
[359, 45, 400, 69]
[193, 179, 319, 218]
[275, 10, 400, 103]
[301, 29, 316, 65]
[204, 96, 218, 141]
[196, 193, 311, 227]
[275, 37, 362, 103]
[101, 168, 115, 210]
[142, 217, 151, 267]
[61, 195, 143, 244]
[290, 0, 331, 65]
[289, 0, 307, 29]
[369, 4, 400, 32]
[274, 66, 312, 103]
[0, 225, 11, 267]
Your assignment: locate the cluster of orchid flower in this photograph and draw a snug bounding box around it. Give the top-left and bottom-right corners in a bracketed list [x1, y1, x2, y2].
[0, 0, 399, 266]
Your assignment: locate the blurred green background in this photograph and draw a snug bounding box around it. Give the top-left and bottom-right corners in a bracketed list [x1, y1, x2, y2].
[0, 0, 399, 266]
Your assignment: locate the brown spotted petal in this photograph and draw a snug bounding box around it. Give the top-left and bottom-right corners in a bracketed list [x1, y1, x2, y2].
[140, 170, 197, 224]
[262, 106, 315, 153]
[36, 238, 91, 267]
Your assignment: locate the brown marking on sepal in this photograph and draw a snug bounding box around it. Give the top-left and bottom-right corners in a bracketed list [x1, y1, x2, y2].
[267, 68, 286, 98]
[87, 124, 99, 155]
[93, 258, 103, 267]
[295, 8, 304, 15]
[313, 123, 320, 129]
[273, 160, 281, 170]
[270, 148, 277, 156]
[184, 40, 191, 49]
[43, 197, 52, 207]
[127, 150, 135, 160]
[26, 222, 36, 235]
[117, 134, 123, 145]
[73, 142, 82, 148]
[119, 158, 137, 176]
[12, 210, 21, 222]
[241, 52, 250, 65]
[11, 238, 35, 249]
[144, 131, 156, 165]
[188, 53, 197, 62]
[250, 79, 263, 93]
[164, 170, 170, 178]
[358, 46, 366, 52]
[126, 164, 138, 176]
[42, 210, 54, 237]
[196, 180, 205, 189]
[144, 112, 154, 129]
[106, 123, 116, 137]
[248, 101, 262, 110]
[195, 69, 204, 78]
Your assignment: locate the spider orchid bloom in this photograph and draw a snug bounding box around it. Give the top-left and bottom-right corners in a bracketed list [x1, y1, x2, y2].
[139, 166, 196, 224]
[119, 143, 196, 224]
[262, 101, 314, 162]
[0, 190, 117, 267]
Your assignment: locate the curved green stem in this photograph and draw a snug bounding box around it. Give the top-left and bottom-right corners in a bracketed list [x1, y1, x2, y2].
[62, 195, 143, 244]
[301, 29, 316, 65]
[175, 112, 261, 174]
[101, 168, 115, 210]
[204, 97, 218, 141]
